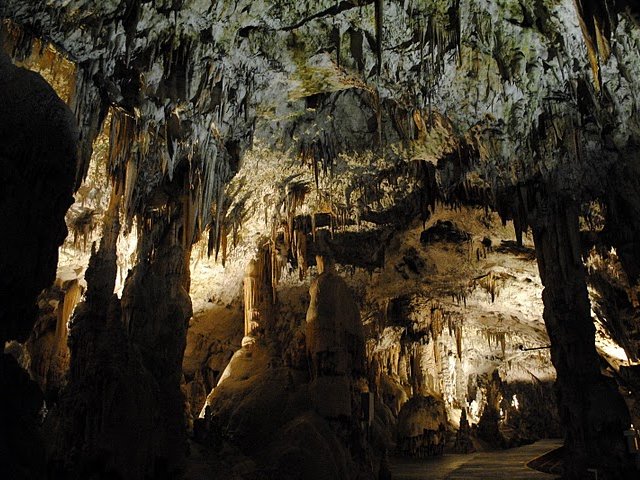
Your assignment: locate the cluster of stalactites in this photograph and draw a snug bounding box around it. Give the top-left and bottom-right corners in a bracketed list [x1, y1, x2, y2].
[106, 101, 232, 252]
[574, 0, 615, 92]
[3, 19, 240, 253]
[476, 271, 501, 303]
[260, 175, 358, 293]
[299, 134, 339, 188]
[483, 329, 508, 356]
[426, 302, 463, 360]
[1, 19, 77, 103]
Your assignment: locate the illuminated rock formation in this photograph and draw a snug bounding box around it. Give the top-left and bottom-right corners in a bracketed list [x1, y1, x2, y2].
[2, 1, 640, 478]
[397, 395, 448, 457]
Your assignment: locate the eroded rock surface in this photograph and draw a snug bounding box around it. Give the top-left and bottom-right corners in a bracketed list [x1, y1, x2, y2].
[2, 1, 640, 478]
[0, 49, 77, 479]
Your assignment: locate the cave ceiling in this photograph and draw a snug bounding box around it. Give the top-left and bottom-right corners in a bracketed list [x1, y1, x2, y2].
[3, 0, 638, 339]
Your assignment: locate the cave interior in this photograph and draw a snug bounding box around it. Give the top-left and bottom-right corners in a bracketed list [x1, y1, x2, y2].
[2, 1, 640, 479]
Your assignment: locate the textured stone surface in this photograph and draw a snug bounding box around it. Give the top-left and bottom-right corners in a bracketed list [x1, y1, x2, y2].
[0, 50, 77, 343]
[2, 1, 640, 478]
[0, 48, 77, 479]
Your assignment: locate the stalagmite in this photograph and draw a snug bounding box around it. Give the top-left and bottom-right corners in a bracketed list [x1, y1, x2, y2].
[306, 252, 365, 418]
[455, 323, 463, 360]
[397, 395, 448, 457]
[243, 259, 260, 336]
[294, 228, 308, 279]
[453, 408, 474, 453]
[242, 256, 272, 336]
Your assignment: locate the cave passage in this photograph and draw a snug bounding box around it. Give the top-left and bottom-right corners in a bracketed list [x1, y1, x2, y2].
[2, 1, 640, 480]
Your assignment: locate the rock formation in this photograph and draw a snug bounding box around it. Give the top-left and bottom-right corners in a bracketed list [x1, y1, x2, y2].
[2, 1, 640, 479]
[530, 191, 634, 478]
[397, 395, 448, 457]
[196, 259, 373, 479]
[0, 47, 77, 479]
[453, 409, 474, 454]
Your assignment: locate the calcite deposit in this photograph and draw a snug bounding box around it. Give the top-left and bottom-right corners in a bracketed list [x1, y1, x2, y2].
[2, 1, 640, 479]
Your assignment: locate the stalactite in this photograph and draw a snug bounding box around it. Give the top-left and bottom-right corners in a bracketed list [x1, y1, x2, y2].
[299, 134, 337, 187]
[54, 279, 82, 350]
[477, 272, 500, 302]
[71, 62, 107, 189]
[483, 330, 507, 356]
[270, 240, 281, 303]
[123, 155, 138, 221]
[374, 0, 383, 78]
[429, 302, 452, 345]
[108, 108, 138, 224]
[294, 228, 308, 280]
[69, 208, 96, 251]
[1, 18, 34, 60]
[411, 159, 439, 224]
[455, 324, 463, 360]
[311, 212, 317, 242]
[573, 0, 614, 92]
[220, 223, 228, 266]
[284, 180, 310, 246]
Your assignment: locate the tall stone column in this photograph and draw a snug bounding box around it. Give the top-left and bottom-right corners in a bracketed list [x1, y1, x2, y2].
[121, 199, 193, 478]
[306, 254, 366, 418]
[243, 257, 271, 336]
[531, 193, 634, 479]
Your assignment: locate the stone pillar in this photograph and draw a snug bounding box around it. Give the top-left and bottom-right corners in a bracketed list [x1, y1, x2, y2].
[306, 254, 365, 418]
[120, 204, 193, 478]
[531, 194, 634, 479]
[243, 258, 272, 336]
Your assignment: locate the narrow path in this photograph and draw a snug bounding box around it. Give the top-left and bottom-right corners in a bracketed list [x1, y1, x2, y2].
[390, 439, 562, 480]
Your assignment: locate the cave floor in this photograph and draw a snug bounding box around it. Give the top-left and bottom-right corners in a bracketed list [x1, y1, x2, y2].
[390, 439, 562, 479]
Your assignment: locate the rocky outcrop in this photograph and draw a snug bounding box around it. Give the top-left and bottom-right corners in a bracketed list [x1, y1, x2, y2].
[196, 257, 374, 478]
[47, 187, 193, 480]
[0, 49, 77, 344]
[396, 395, 448, 457]
[477, 370, 505, 448]
[46, 197, 155, 479]
[26, 279, 82, 400]
[0, 354, 47, 479]
[120, 207, 193, 477]
[453, 409, 474, 454]
[306, 258, 366, 419]
[307, 261, 365, 377]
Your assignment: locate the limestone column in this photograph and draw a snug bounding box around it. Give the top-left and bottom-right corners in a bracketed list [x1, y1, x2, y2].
[531, 193, 634, 479]
[243, 259, 261, 336]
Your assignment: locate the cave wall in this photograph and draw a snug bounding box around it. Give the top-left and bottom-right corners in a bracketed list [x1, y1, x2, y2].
[0, 49, 77, 478]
